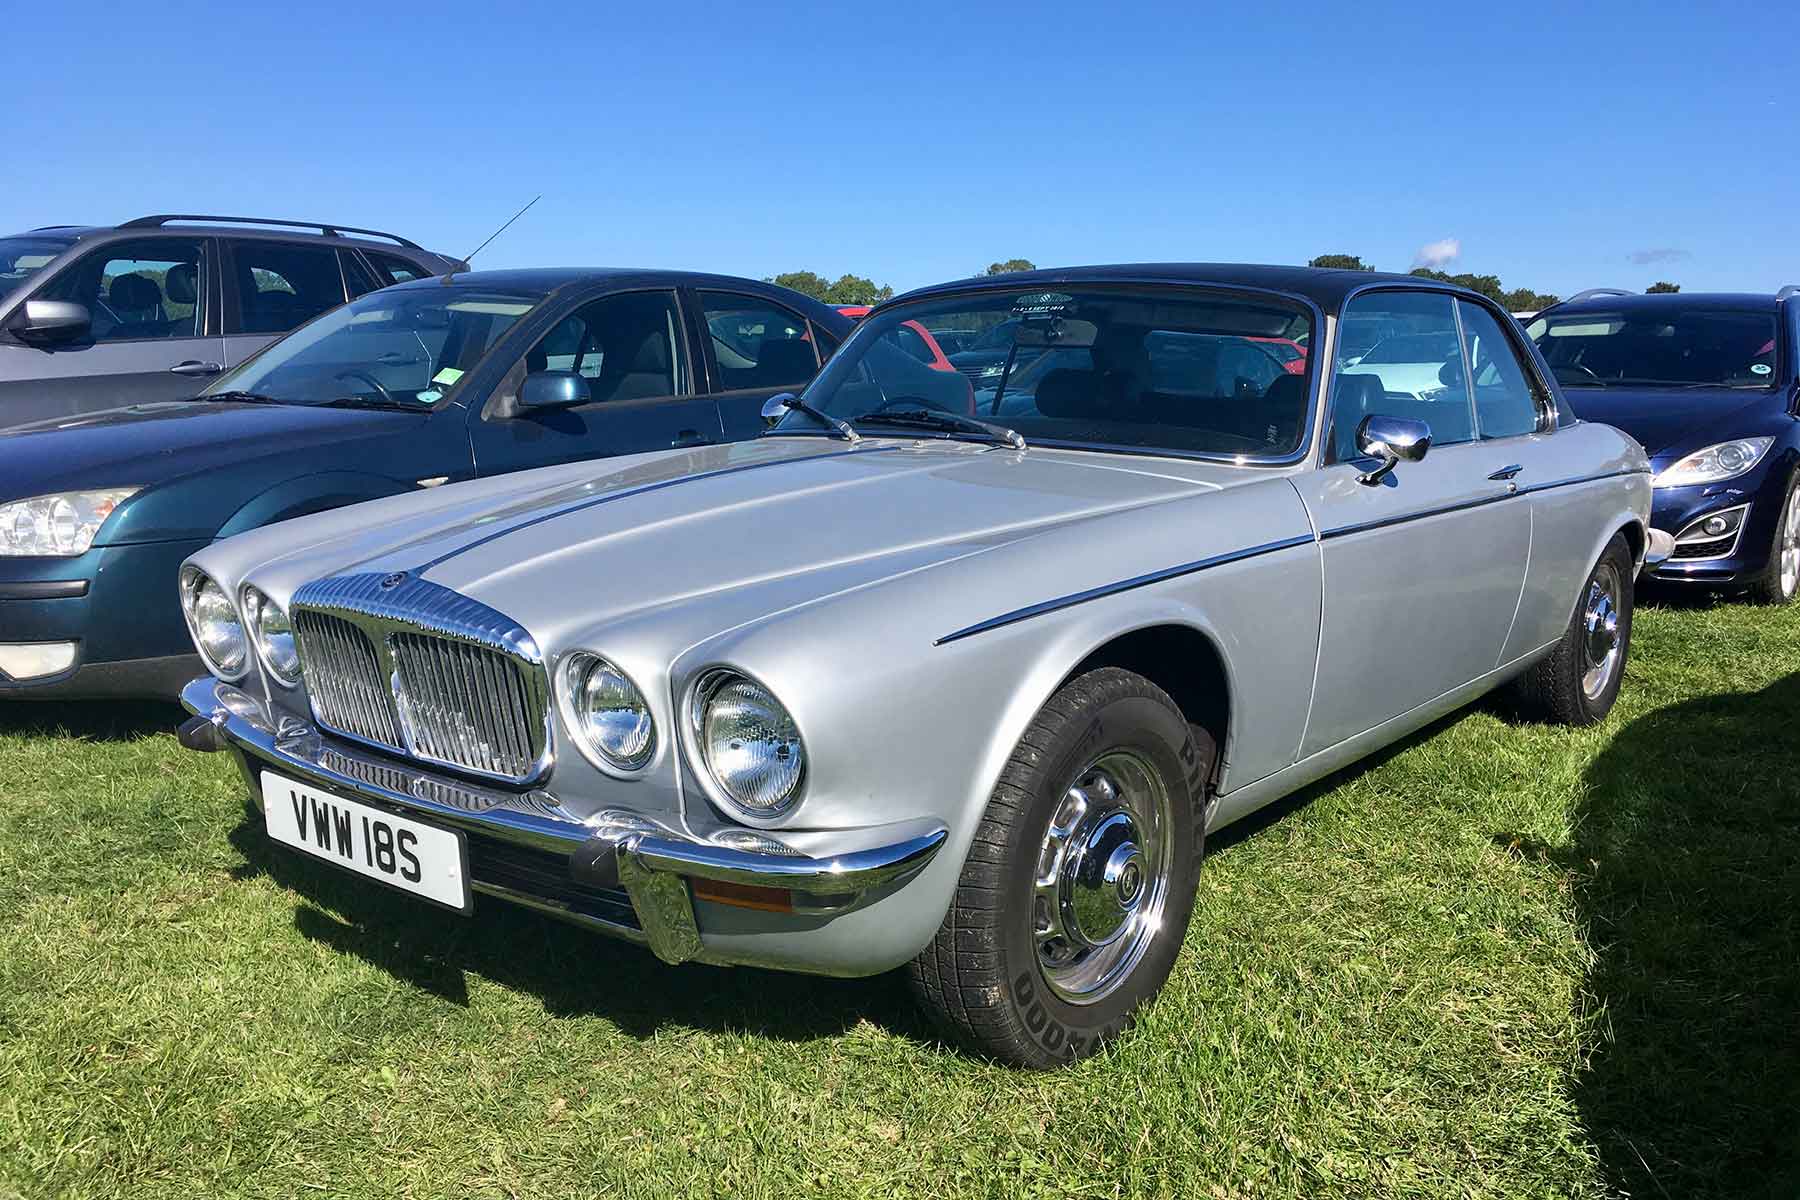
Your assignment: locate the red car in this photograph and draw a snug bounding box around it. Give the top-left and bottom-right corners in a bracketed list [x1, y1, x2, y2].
[1247, 336, 1308, 375]
[837, 305, 957, 373]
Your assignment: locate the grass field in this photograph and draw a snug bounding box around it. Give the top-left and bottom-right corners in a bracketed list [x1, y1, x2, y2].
[1, 598, 1795, 1199]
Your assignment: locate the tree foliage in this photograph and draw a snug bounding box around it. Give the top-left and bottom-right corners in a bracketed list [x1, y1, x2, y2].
[985, 259, 1037, 276]
[766, 271, 894, 306]
[1407, 268, 1559, 312]
[1308, 254, 1374, 272]
[1646, 281, 1681, 294]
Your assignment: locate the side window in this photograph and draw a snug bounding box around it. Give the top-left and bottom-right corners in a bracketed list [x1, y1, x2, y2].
[231, 242, 346, 334]
[341, 251, 383, 298]
[699, 292, 818, 390]
[522, 290, 684, 404]
[1457, 300, 1541, 439]
[1329, 291, 1473, 461]
[37, 238, 204, 341]
[366, 252, 429, 286]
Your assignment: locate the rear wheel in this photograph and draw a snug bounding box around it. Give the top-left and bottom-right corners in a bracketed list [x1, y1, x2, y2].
[908, 667, 1210, 1067]
[1745, 475, 1800, 606]
[1512, 532, 1633, 725]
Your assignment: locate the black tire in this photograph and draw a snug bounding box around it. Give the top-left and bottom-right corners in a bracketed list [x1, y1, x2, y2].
[1512, 532, 1634, 726]
[1745, 472, 1800, 606]
[908, 667, 1211, 1067]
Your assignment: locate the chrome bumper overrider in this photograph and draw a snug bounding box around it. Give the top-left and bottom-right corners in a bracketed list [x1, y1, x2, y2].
[179, 677, 947, 967]
[1642, 528, 1675, 573]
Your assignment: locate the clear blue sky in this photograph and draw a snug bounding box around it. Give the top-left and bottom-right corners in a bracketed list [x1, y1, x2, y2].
[10, 1, 1797, 297]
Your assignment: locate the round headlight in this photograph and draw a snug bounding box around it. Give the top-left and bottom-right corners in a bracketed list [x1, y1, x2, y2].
[179, 566, 247, 679]
[563, 653, 655, 770]
[691, 670, 806, 817]
[242, 586, 300, 686]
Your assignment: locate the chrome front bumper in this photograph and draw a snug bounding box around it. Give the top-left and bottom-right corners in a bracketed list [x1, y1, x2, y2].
[179, 677, 946, 968]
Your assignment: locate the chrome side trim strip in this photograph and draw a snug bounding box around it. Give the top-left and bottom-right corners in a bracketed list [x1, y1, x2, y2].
[934, 534, 1315, 646]
[1319, 467, 1648, 541]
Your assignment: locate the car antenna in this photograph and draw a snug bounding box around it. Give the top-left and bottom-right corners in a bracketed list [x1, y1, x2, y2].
[444, 195, 542, 279]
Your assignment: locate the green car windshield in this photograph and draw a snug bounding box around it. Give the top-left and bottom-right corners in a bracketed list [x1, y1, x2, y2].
[203, 287, 541, 409]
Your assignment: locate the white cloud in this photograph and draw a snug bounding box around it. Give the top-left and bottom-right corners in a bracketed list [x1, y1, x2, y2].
[1411, 237, 1461, 270]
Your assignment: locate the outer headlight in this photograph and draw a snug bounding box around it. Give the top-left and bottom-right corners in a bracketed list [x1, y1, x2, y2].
[1653, 437, 1775, 488]
[0, 489, 137, 556]
[690, 669, 806, 817]
[561, 652, 655, 771]
[178, 566, 247, 679]
[241, 586, 300, 686]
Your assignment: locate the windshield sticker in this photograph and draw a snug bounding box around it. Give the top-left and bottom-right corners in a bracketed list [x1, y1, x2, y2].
[431, 367, 464, 386]
[416, 389, 443, 404]
[1751, 363, 1772, 376]
[1011, 292, 1075, 318]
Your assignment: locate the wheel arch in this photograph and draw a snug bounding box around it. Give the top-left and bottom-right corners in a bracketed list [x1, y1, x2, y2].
[214, 472, 419, 539]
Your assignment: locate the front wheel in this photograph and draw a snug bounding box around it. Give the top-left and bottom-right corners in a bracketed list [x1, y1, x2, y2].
[908, 668, 1211, 1067]
[1745, 474, 1800, 605]
[1512, 532, 1634, 725]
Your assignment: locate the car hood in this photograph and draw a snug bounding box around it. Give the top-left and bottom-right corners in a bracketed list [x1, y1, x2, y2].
[1561, 386, 1779, 456]
[0, 400, 431, 499]
[242, 437, 1244, 644]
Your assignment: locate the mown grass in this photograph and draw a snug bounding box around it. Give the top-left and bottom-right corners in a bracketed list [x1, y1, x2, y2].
[1, 599, 1795, 1199]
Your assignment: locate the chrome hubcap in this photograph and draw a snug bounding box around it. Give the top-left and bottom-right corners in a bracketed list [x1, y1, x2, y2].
[1034, 751, 1171, 1005]
[1581, 562, 1624, 700]
[1780, 486, 1799, 598]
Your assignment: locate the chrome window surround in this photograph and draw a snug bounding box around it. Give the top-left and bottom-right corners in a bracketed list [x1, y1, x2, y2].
[290, 572, 553, 787]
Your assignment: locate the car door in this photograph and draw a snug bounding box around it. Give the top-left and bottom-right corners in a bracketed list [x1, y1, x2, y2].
[693, 289, 830, 441]
[0, 235, 224, 423]
[221, 239, 352, 368]
[1292, 288, 1532, 756]
[468, 287, 721, 475]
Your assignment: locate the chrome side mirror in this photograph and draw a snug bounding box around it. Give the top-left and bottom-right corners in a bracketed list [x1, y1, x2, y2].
[519, 370, 590, 410]
[1355, 414, 1431, 485]
[13, 299, 91, 344]
[761, 392, 797, 426]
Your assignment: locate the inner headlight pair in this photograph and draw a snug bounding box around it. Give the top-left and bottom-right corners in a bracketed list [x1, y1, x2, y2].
[178, 568, 299, 686]
[557, 657, 806, 817]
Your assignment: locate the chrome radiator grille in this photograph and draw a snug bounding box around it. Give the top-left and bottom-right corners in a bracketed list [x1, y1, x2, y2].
[290, 573, 551, 785]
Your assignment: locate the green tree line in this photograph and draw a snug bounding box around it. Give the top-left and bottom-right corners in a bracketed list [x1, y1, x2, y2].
[767, 260, 1040, 307]
[1308, 254, 1682, 307]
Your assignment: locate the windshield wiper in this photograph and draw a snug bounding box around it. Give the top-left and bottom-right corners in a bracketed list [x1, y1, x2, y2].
[317, 395, 428, 412]
[851, 406, 1027, 450]
[194, 390, 284, 405]
[765, 394, 860, 442]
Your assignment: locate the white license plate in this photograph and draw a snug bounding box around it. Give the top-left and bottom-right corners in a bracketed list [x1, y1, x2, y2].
[261, 770, 471, 912]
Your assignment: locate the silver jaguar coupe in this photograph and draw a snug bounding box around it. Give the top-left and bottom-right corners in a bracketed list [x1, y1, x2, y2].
[175, 265, 1664, 1066]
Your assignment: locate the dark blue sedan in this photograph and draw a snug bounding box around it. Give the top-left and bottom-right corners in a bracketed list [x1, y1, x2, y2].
[0, 269, 849, 698]
[1527, 289, 1800, 603]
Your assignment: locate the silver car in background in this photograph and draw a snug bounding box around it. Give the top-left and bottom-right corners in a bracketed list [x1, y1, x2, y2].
[176, 265, 1660, 1066]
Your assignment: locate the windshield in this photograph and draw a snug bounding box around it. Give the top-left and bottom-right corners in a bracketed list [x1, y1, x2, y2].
[0, 236, 70, 303]
[1527, 307, 1779, 389]
[204, 286, 541, 409]
[781, 286, 1315, 458]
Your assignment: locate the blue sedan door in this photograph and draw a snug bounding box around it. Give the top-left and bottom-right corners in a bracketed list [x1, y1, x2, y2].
[467, 288, 723, 476]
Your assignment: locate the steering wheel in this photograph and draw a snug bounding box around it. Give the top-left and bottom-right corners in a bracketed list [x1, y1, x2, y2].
[868, 396, 943, 413]
[333, 370, 397, 406]
[1552, 362, 1602, 385]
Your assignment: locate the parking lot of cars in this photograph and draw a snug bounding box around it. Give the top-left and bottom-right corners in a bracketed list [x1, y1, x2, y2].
[1, 210, 1797, 1188]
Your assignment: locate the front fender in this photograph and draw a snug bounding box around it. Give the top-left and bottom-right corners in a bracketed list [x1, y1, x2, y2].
[215, 472, 422, 539]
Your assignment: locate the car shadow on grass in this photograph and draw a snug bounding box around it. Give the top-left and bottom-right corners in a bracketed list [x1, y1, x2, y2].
[224, 818, 939, 1050]
[0, 699, 182, 742]
[1566, 670, 1799, 1199]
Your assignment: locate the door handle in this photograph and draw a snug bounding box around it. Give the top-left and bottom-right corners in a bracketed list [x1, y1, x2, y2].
[1487, 464, 1524, 481]
[170, 360, 223, 377]
[670, 429, 715, 448]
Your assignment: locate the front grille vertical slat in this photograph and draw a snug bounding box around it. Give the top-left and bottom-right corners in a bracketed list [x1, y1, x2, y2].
[291, 574, 548, 786]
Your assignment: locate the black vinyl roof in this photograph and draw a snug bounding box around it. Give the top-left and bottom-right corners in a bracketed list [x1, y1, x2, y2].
[890, 263, 1486, 313]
